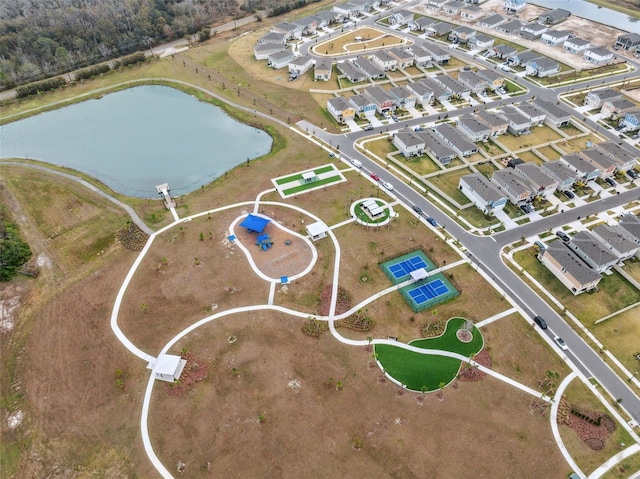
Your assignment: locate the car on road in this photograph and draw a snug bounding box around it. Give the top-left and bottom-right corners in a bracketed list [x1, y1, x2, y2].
[563, 190, 575, 199]
[533, 315, 548, 329]
[555, 231, 570, 242]
[350, 159, 362, 169]
[370, 173, 380, 181]
[426, 217, 438, 227]
[412, 205, 423, 214]
[382, 182, 394, 191]
[605, 177, 617, 187]
[363, 125, 374, 131]
[554, 336, 568, 351]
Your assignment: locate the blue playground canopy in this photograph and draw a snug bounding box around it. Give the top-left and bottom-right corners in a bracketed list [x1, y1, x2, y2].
[240, 214, 271, 234]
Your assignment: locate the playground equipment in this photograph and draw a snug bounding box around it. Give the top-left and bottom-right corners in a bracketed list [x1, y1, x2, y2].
[256, 234, 273, 251]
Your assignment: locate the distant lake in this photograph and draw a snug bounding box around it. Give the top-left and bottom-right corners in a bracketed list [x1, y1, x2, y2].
[0, 85, 273, 197]
[528, 0, 640, 34]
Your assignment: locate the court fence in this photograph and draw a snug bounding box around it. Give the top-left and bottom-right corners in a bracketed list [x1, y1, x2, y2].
[399, 273, 460, 313]
[379, 250, 436, 285]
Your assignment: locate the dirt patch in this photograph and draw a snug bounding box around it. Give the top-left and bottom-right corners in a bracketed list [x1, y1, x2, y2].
[166, 351, 209, 397]
[458, 349, 492, 382]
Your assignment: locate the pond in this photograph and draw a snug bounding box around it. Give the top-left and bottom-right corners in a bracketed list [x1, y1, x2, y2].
[0, 85, 273, 197]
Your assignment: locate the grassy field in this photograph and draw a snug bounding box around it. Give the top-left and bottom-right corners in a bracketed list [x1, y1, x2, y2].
[599, 451, 640, 479]
[428, 167, 474, 205]
[536, 145, 562, 160]
[592, 308, 640, 375]
[497, 126, 563, 151]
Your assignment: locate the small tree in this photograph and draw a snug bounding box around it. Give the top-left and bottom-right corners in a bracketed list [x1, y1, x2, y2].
[437, 381, 446, 400]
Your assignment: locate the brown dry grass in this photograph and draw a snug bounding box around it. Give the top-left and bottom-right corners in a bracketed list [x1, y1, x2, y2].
[149, 312, 570, 479]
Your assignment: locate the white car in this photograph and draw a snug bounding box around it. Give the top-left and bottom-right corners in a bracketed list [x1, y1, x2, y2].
[382, 182, 394, 191]
[554, 336, 568, 351]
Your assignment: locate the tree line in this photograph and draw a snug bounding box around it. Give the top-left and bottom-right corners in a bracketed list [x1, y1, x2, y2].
[0, 209, 32, 282]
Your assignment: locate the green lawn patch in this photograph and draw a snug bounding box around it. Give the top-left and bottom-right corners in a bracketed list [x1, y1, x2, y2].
[282, 175, 342, 195]
[375, 317, 483, 392]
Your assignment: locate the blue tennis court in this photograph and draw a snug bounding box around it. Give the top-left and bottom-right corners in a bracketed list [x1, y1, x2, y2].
[387, 255, 429, 279]
[407, 279, 450, 305]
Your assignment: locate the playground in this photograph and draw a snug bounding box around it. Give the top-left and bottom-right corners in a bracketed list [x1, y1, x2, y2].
[312, 26, 410, 56]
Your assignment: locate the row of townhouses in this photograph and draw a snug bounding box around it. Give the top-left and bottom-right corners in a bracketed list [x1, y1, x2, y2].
[583, 87, 640, 133]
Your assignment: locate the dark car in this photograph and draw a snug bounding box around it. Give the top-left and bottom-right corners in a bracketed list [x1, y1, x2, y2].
[533, 315, 548, 329]
[412, 205, 423, 214]
[426, 217, 438, 227]
[563, 190, 575, 199]
[628, 169, 639, 179]
[370, 173, 380, 181]
[556, 231, 570, 242]
[605, 177, 617, 187]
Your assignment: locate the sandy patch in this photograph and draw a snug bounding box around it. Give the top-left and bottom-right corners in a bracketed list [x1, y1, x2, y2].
[6, 410, 24, 430]
[0, 296, 20, 333]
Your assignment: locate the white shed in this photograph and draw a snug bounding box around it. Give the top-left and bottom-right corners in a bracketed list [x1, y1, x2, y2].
[410, 268, 428, 282]
[150, 354, 187, 382]
[307, 221, 329, 241]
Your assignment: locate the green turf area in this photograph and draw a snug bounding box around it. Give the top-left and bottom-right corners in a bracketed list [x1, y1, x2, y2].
[281, 175, 343, 195]
[275, 165, 336, 185]
[375, 317, 483, 392]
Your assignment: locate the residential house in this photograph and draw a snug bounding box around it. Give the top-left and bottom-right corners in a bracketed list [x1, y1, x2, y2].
[425, 0, 448, 12]
[617, 215, 640, 256]
[288, 55, 314, 78]
[410, 45, 433, 67]
[390, 10, 414, 26]
[272, 22, 302, 40]
[337, 60, 367, 83]
[388, 86, 416, 109]
[257, 31, 287, 46]
[538, 8, 571, 25]
[456, 115, 491, 141]
[591, 225, 638, 261]
[370, 51, 398, 71]
[475, 69, 504, 91]
[450, 26, 476, 44]
[435, 75, 470, 99]
[468, 34, 495, 51]
[332, 2, 359, 18]
[583, 47, 614, 65]
[506, 50, 539, 66]
[419, 129, 458, 164]
[583, 88, 622, 109]
[422, 43, 451, 63]
[314, 58, 333, 81]
[268, 50, 297, 69]
[614, 33, 640, 51]
[499, 106, 532, 136]
[594, 142, 638, 171]
[563, 37, 590, 54]
[428, 22, 454, 37]
[560, 154, 600, 181]
[491, 44, 517, 59]
[433, 123, 479, 157]
[458, 70, 487, 95]
[618, 110, 640, 132]
[492, 168, 532, 204]
[388, 48, 415, 69]
[601, 98, 636, 119]
[533, 98, 572, 127]
[477, 14, 504, 29]
[541, 160, 577, 191]
[364, 86, 395, 114]
[461, 4, 483, 20]
[406, 81, 435, 106]
[579, 149, 617, 177]
[327, 96, 355, 124]
[503, 0, 526, 14]
[393, 128, 425, 157]
[421, 77, 452, 102]
[411, 17, 437, 32]
[293, 16, 318, 36]
[477, 110, 508, 136]
[525, 57, 560, 77]
[515, 102, 546, 126]
[349, 93, 377, 119]
[458, 173, 508, 214]
[353, 56, 386, 79]
[541, 30, 573, 47]
[313, 11, 336, 28]
[514, 163, 558, 196]
[495, 19, 522, 35]
[519, 23, 548, 40]
[442, 1, 465, 15]
[253, 43, 286, 61]
[567, 231, 618, 273]
[538, 241, 601, 295]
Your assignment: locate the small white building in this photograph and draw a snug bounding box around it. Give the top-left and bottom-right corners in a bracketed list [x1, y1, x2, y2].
[307, 221, 329, 240]
[150, 354, 187, 383]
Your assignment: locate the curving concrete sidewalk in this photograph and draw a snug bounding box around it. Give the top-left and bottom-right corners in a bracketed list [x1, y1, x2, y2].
[551, 372, 585, 478]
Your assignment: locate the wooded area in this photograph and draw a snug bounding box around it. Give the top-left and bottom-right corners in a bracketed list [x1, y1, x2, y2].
[0, 0, 259, 89]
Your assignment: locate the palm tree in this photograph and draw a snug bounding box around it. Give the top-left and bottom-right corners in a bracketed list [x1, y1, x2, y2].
[438, 381, 446, 400]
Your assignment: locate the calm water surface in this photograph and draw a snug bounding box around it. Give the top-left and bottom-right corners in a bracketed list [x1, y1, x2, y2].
[1, 85, 273, 197]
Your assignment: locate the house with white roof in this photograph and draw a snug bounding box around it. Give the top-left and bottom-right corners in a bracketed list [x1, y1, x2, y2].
[459, 173, 507, 214]
[150, 354, 187, 383]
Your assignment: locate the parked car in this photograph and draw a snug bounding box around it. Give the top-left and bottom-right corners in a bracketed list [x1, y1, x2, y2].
[605, 177, 617, 187]
[563, 190, 575, 199]
[426, 217, 438, 227]
[628, 169, 639, 179]
[363, 125, 374, 131]
[556, 231, 570, 242]
[533, 315, 548, 329]
[554, 336, 568, 351]
[328, 152, 335, 158]
[534, 241, 545, 251]
[382, 182, 394, 191]
[370, 173, 380, 181]
[412, 205, 423, 214]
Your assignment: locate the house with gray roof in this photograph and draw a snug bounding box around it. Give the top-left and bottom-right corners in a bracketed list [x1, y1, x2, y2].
[468, 34, 495, 51]
[337, 60, 368, 83]
[268, 50, 297, 69]
[450, 26, 476, 44]
[618, 110, 640, 133]
[254, 43, 287, 61]
[560, 154, 600, 181]
[314, 58, 333, 81]
[584, 47, 614, 65]
[327, 96, 355, 124]
[564, 37, 590, 54]
[525, 57, 560, 77]
[533, 98, 571, 127]
[617, 215, 640, 256]
[406, 81, 435, 106]
[477, 14, 505, 29]
[458, 70, 487, 95]
[388, 86, 416, 109]
[506, 50, 539, 66]
[364, 86, 395, 113]
[459, 173, 507, 214]
[419, 129, 457, 164]
[495, 19, 522, 35]
[457, 115, 490, 142]
[370, 51, 398, 71]
[567, 231, 618, 272]
[594, 142, 638, 172]
[538, 8, 571, 25]
[477, 110, 508, 136]
[492, 168, 532, 204]
[541, 160, 577, 191]
[314, 11, 338, 26]
[435, 75, 470, 99]
[425, 0, 448, 11]
[475, 69, 504, 91]
[390, 10, 414, 26]
[579, 149, 617, 177]
[614, 33, 640, 51]
[591, 224, 638, 261]
[442, 1, 465, 15]
[420, 77, 452, 102]
[411, 17, 437, 32]
[503, 0, 526, 14]
[514, 163, 558, 196]
[293, 16, 318, 36]
[601, 98, 637, 119]
[539, 241, 601, 295]
[491, 44, 517, 59]
[428, 22, 454, 37]
[393, 128, 425, 157]
[349, 93, 377, 119]
[461, 4, 483, 20]
[272, 22, 303, 40]
[515, 102, 546, 126]
[389, 48, 415, 69]
[353, 56, 386, 79]
[541, 30, 573, 47]
[519, 23, 548, 40]
[421, 43, 451, 63]
[288, 55, 314, 78]
[499, 106, 531, 136]
[584, 88, 622, 109]
[433, 123, 478, 157]
[257, 31, 287, 46]
[410, 45, 433, 67]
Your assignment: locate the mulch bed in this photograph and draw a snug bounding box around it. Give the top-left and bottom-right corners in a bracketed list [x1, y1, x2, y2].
[167, 352, 209, 397]
[458, 350, 491, 382]
[557, 398, 617, 450]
